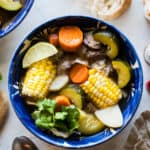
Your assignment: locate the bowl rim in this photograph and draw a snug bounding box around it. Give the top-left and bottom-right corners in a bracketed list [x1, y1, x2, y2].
[8, 15, 143, 149]
[0, 0, 34, 38]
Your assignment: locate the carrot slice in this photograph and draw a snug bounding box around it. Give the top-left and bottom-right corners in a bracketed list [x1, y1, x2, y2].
[49, 34, 59, 46]
[59, 26, 83, 52]
[55, 95, 71, 110]
[69, 64, 89, 84]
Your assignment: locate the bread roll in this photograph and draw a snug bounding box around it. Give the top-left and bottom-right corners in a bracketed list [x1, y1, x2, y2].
[142, 0, 150, 21]
[89, 0, 131, 20]
[0, 91, 9, 128]
[144, 44, 150, 65]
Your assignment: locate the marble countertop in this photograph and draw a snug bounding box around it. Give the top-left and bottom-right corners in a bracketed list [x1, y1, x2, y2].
[0, 0, 150, 149]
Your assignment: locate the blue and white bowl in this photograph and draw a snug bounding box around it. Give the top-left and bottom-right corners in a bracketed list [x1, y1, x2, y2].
[0, 0, 34, 38]
[8, 16, 143, 149]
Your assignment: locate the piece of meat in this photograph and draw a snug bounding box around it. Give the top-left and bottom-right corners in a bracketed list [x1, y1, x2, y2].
[90, 57, 118, 82]
[57, 54, 88, 74]
[83, 31, 101, 50]
[86, 51, 107, 60]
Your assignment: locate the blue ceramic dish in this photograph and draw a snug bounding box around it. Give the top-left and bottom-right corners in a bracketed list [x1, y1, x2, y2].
[0, 0, 34, 38]
[8, 16, 143, 149]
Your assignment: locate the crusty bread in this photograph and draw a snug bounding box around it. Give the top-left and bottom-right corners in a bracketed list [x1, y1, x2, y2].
[142, 0, 150, 21]
[89, 0, 131, 20]
[0, 91, 8, 128]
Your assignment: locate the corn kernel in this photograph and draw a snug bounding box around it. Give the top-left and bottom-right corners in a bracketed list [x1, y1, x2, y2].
[22, 59, 56, 99]
[80, 69, 122, 108]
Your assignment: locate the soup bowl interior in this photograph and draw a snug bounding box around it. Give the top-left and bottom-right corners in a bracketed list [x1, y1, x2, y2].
[0, 0, 34, 37]
[8, 16, 143, 149]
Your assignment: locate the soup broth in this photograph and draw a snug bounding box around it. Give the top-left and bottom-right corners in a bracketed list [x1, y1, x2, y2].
[19, 25, 133, 139]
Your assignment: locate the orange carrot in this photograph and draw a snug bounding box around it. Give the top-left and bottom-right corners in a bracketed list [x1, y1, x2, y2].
[49, 33, 59, 46]
[55, 95, 71, 110]
[58, 26, 83, 52]
[69, 64, 89, 84]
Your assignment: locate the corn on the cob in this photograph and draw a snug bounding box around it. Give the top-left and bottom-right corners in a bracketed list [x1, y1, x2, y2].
[80, 69, 122, 108]
[22, 59, 56, 99]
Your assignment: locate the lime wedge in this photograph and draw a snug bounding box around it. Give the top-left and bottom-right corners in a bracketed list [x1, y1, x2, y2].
[0, 0, 22, 11]
[22, 42, 58, 68]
